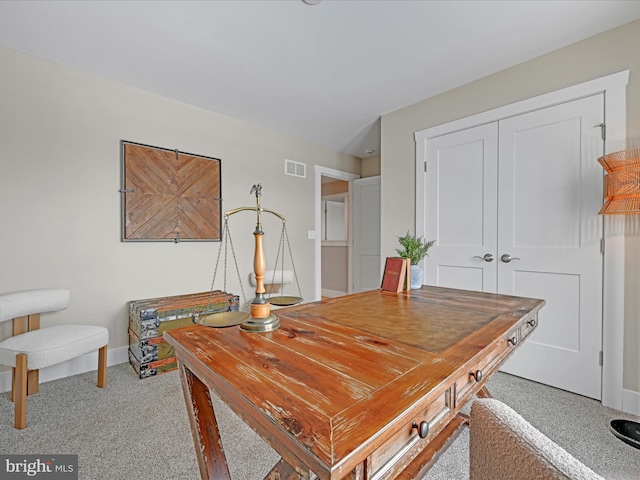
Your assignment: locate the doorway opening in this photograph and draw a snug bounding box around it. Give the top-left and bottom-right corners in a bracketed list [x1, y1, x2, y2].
[313, 166, 359, 301]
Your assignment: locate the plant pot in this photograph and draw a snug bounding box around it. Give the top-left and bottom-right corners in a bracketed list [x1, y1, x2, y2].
[410, 264, 423, 289]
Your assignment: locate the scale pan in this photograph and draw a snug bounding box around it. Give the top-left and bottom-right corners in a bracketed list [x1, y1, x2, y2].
[197, 311, 250, 327]
[269, 295, 303, 306]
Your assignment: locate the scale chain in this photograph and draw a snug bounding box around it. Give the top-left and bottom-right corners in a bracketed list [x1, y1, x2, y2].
[204, 216, 247, 315]
[205, 218, 227, 313]
[226, 219, 248, 307]
[283, 223, 303, 300]
[269, 221, 285, 292]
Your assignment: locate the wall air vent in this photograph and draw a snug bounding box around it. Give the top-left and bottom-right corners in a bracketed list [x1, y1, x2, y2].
[285, 159, 306, 178]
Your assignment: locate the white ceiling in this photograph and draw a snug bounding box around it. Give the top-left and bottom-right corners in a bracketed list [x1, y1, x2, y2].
[1, 1, 639, 158]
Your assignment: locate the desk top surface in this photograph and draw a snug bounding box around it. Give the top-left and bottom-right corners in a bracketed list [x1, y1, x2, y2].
[165, 286, 544, 477]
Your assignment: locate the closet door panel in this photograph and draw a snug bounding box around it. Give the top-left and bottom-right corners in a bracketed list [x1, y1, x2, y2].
[424, 123, 498, 292]
[498, 94, 604, 400]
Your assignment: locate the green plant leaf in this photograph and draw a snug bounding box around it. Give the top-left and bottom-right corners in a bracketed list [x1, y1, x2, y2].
[395, 231, 435, 265]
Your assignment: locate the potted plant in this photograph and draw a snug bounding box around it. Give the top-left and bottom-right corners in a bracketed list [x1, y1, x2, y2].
[396, 231, 435, 289]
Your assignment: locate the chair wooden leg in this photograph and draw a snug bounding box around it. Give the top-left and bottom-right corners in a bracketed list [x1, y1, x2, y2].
[10, 368, 39, 400]
[97, 345, 107, 388]
[11, 368, 15, 402]
[27, 370, 39, 396]
[14, 354, 28, 429]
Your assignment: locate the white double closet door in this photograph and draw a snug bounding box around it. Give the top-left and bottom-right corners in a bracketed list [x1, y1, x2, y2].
[424, 94, 605, 399]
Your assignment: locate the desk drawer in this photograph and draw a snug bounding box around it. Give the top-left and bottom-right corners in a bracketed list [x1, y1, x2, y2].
[520, 313, 538, 340]
[369, 389, 451, 480]
[455, 327, 520, 404]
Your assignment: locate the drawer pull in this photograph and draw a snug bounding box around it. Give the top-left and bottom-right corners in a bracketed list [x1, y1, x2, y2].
[507, 336, 518, 346]
[470, 370, 483, 382]
[412, 420, 430, 439]
[527, 318, 537, 328]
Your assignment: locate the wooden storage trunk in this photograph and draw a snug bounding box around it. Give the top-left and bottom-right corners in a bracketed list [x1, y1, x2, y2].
[128, 290, 238, 378]
[129, 329, 175, 363]
[129, 349, 178, 379]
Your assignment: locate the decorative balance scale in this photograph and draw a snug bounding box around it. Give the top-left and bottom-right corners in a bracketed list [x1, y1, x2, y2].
[192, 184, 302, 333]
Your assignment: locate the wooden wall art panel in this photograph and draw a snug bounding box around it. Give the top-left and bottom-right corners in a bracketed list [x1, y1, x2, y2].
[121, 141, 221, 242]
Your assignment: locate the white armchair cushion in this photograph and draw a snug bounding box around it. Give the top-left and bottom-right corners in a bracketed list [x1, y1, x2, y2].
[0, 288, 70, 322]
[470, 398, 603, 480]
[0, 324, 108, 369]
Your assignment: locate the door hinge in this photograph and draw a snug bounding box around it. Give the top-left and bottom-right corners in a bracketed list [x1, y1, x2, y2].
[599, 350, 604, 366]
[600, 238, 605, 254]
[594, 123, 606, 141]
[424, 161, 427, 173]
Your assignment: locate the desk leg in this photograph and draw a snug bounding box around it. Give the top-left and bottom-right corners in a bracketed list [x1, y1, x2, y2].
[179, 362, 231, 480]
[264, 459, 301, 479]
[477, 386, 493, 398]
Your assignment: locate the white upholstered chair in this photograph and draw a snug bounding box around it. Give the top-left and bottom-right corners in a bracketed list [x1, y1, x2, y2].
[0, 288, 108, 429]
[470, 398, 603, 480]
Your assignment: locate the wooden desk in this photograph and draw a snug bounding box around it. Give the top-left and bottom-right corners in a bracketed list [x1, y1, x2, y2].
[164, 286, 544, 480]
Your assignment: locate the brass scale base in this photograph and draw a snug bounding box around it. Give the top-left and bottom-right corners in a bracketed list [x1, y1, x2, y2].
[195, 184, 301, 332]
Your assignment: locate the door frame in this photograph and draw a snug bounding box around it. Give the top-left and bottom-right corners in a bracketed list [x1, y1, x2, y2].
[414, 70, 629, 411]
[314, 166, 360, 301]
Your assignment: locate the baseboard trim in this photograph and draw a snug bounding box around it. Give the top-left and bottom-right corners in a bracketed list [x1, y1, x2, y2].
[0, 346, 129, 393]
[622, 388, 640, 417]
[321, 288, 347, 298]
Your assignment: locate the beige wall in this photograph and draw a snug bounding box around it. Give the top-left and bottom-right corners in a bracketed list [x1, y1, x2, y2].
[0, 46, 361, 363]
[381, 20, 640, 394]
[362, 154, 381, 177]
[321, 180, 349, 196]
[321, 246, 348, 293]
